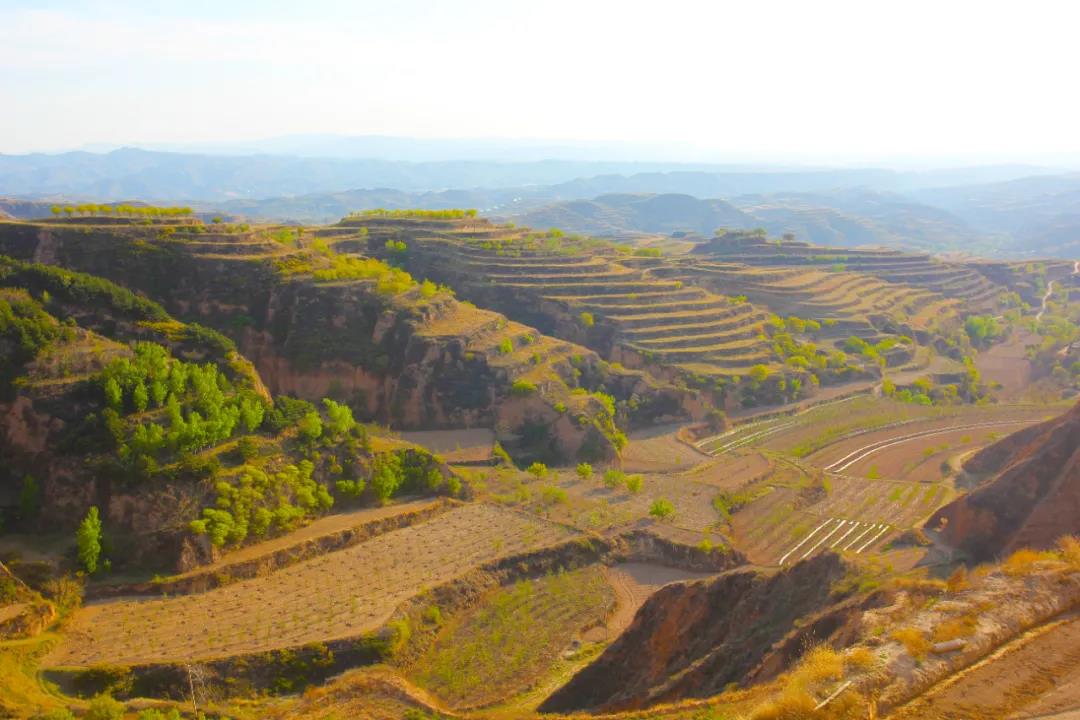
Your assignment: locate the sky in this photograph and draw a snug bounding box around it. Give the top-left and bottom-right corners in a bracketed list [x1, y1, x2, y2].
[2, 0, 1079, 163]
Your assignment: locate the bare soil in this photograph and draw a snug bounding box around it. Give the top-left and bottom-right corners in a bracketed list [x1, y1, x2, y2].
[621, 423, 711, 473]
[44, 504, 573, 666]
[977, 329, 1036, 401]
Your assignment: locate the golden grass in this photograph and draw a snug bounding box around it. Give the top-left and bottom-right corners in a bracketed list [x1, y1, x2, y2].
[932, 614, 978, 643]
[1002, 548, 1059, 577]
[747, 645, 871, 720]
[891, 626, 932, 660]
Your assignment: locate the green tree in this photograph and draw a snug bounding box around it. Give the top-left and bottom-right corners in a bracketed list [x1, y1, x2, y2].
[132, 380, 149, 413]
[76, 507, 103, 573]
[103, 377, 123, 412]
[323, 398, 356, 436]
[370, 454, 403, 503]
[527, 462, 548, 479]
[297, 411, 323, 442]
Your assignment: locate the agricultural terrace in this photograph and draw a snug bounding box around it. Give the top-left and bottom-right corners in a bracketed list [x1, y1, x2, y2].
[353, 221, 782, 378]
[409, 566, 613, 709]
[467, 447, 770, 538]
[690, 394, 1058, 568]
[659, 259, 958, 333]
[725, 461, 947, 566]
[694, 231, 1004, 312]
[45, 504, 573, 667]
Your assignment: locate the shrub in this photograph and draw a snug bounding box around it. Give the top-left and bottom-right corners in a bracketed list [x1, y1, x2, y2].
[891, 626, 931, 660]
[625, 474, 643, 493]
[497, 338, 514, 354]
[602, 468, 625, 488]
[576, 463, 593, 481]
[527, 462, 548, 479]
[579, 311, 595, 328]
[510, 379, 537, 397]
[796, 645, 844, 684]
[85, 695, 124, 720]
[932, 614, 977, 643]
[541, 485, 568, 505]
[649, 498, 675, 520]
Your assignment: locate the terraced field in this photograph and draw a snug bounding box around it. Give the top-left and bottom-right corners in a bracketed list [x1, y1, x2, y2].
[354, 227, 780, 377]
[693, 233, 1004, 312]
[436, 241, 772, 371]
[730, 472, 949, 566]
[702, 395, 1062, 567]
[409, 566, 614, 709]
[658, 259, 958, 332]
[45, 504, 574, 667]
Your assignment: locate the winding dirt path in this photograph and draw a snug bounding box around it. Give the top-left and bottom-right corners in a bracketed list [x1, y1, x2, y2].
[1037, 280, 1057, 322]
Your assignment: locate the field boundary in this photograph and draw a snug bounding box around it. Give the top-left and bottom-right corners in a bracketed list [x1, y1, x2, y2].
[87, 499, 460, 600]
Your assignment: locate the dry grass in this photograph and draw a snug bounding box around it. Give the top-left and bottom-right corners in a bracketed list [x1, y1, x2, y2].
[932, 614, 978, 643]
[747, 645, 871, 720]
[1002, 548, 1059, 577]
[891, 626, 932, 660]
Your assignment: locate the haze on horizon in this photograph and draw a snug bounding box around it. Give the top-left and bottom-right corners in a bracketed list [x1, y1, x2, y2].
[2, 0, 1079, 166]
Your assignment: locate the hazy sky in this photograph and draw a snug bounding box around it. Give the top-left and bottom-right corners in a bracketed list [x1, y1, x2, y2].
[2, 0, 1078, 162]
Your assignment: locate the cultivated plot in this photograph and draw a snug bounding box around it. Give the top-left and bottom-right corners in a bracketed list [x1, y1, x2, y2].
[46, 504, 573, 667]
[731, 474, 950, 566]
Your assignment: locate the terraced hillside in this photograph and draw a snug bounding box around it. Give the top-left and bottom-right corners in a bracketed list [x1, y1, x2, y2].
[651, 259, 958, 335]
[0, 217, 690, 461]
[356, 225, 779, 378]
[693, 231, 1004, 313]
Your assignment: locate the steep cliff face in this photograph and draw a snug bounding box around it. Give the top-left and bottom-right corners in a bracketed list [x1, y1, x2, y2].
[930, 400, 1080, 561]
[0, 257, 462, 572]
[538, 553, 848, 713]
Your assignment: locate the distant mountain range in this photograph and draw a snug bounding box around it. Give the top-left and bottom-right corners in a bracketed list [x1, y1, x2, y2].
[0, 146, 1078, 257]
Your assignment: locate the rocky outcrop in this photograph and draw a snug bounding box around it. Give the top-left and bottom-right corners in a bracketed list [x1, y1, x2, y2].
[929, 400, 1080, 561]
[538, 553, 848, 713]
